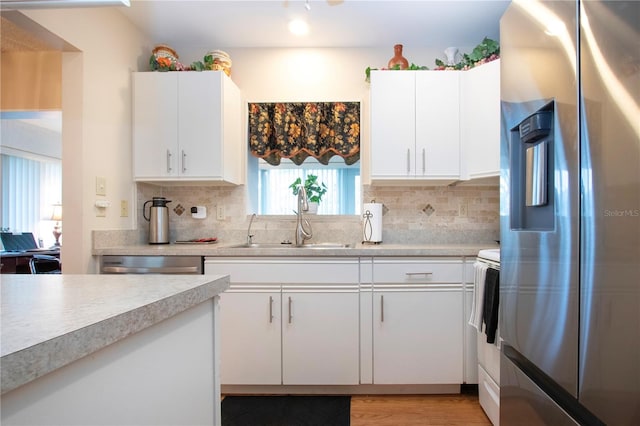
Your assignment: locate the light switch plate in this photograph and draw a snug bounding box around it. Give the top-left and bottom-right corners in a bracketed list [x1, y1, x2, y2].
[96, 176, 106, 196]
[120, 200, 129, 217]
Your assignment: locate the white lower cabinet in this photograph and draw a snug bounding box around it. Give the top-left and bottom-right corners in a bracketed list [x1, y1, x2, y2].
[282, 288, 359, 385]
[205, 257, 360, 386]
[206, 256, 465, 389]
[217, 288, 281, 385]
[371, 258, 464, 384]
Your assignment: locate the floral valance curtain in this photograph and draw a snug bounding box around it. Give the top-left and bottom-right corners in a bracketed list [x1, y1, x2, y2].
[248, 102, 360, 166]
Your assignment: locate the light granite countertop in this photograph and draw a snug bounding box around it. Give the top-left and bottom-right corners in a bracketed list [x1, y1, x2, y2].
[93, 242, 499, 258]
[1, 274, 230, 394]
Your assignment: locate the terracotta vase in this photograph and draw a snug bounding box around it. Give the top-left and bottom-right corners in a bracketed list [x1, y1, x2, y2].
[388, 44, 409, 70]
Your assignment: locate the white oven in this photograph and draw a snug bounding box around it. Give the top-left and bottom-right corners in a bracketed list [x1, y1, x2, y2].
[470, 248, 500, 426]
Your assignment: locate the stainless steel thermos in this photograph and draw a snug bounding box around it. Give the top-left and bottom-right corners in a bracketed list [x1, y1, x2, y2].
[143, 197, 171, 244]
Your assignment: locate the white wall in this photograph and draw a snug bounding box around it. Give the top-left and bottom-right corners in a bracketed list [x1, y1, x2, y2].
[177, 45, 469, 99]
[22, 8, 151, 273]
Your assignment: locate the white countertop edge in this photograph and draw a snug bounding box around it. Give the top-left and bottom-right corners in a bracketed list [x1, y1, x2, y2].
[1, 275, 230, 395]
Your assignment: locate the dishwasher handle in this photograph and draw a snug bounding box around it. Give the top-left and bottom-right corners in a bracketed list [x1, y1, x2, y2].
[101, 265, 201, 274]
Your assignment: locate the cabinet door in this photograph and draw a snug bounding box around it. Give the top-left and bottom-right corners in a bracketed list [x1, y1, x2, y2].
[372, 257, 464, 385]
[282, 289, 360, 385]
[373, 288, 463, 384]
[370, 71, 416, 179]
[218, 289, 282, 385]
[178, 72, 222, 179]
[415, 71, 461, 179]
[461, 59, 500, 180]
[133, 72, 178, 178]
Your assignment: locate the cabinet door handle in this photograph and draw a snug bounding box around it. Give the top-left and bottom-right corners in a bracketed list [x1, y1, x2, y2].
[288, 296, 293, 324]
[166, 149, 172, 173]
[269, 296, 274, 323]
[422, 148, 426, 174]
[181, 150, 187, 173]
[406, 149, 411, 173]
[380, 295, 384, 322]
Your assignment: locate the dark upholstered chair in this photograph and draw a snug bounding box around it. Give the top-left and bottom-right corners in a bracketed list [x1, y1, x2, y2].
[29, 255, 61, 274]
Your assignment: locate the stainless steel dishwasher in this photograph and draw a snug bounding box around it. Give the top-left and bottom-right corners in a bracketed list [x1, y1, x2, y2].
[100, 255, 203, 274]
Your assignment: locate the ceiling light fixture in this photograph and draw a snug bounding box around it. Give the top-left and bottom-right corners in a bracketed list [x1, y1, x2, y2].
[288, 19, 309, 36]
[305, 0, 311, 11]
[0, 0, 129, 10]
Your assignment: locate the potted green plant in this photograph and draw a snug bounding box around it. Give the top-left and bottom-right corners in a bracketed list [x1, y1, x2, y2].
[289, 174, 327, 214]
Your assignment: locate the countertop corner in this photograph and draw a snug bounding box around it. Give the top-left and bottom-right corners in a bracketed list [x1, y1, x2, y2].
[1, 274, 230, 394]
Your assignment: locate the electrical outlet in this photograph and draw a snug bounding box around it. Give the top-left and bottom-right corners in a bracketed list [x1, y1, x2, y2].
[120, 200, 129, 217]
[459, 203, 468, 217]
[216, 205, 225, 220]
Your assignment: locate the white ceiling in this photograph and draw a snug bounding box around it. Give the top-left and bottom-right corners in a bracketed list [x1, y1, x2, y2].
[118, 0, 510, 49]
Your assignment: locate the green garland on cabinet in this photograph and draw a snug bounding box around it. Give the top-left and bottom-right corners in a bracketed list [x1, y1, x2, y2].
[365, 37, 500, 82]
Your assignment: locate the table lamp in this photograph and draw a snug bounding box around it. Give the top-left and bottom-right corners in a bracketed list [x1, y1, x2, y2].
[51, 204, 62, 247]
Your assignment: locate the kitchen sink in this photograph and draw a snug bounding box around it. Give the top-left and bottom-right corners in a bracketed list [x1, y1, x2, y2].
[227, 242, 354, 249]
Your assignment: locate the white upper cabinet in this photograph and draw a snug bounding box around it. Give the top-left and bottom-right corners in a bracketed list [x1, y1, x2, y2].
[133, 71, 243, 184]
[133, 72, 177, 179]
[460, 59, 500, 181]
[370, 71, 416, 179]
[415, 71, 461, 179]
[370, 70, 461, 183]
[370, 61, 500, 185]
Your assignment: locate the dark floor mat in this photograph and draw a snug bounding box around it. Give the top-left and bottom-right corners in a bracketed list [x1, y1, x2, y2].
[221, 395, 351, 426]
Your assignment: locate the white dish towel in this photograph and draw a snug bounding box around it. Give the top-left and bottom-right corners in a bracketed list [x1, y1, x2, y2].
[468, 261, 488, 332]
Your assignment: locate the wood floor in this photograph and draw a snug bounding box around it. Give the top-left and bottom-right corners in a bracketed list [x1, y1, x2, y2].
[350, 394, 491, 425]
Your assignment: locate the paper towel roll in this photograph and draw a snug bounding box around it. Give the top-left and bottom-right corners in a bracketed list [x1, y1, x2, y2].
[362, 203, 383, 243]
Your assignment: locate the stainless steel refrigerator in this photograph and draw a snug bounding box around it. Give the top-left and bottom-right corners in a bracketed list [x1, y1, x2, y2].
[499, 1, 639, 424]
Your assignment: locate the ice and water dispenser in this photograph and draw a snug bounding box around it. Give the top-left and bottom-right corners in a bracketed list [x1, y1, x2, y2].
[510, 102, 555, 230]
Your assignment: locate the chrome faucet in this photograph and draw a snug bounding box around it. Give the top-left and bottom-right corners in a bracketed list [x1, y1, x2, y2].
[295, 184, 312, 246]
[247, 213, 257, 245]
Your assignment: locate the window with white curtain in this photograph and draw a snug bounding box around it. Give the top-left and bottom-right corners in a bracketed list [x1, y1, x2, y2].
[1, 154, 62, 248]
[258, 157, 360, 215]
[1, 113, 63, 248]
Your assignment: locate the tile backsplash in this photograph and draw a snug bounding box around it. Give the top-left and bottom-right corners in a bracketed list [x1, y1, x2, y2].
[131, 182, 499, 246]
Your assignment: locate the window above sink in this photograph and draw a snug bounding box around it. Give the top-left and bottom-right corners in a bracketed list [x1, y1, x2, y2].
[246, 101, 361, 216]
[250, 156, 361, 216]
